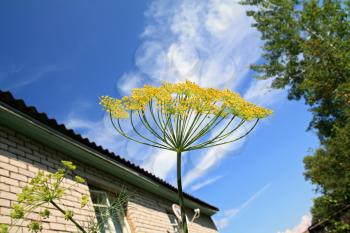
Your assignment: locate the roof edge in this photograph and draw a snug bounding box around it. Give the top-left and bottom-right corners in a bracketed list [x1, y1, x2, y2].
[0, 90, 219, 215]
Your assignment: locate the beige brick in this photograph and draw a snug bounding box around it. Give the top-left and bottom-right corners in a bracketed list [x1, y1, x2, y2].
[10, 186, 22, 194]
[10, 159, 27, 169]
[0, 155, 9, 163]
[0, 207, 11, 215]
[49, 223, 66, 231]
[65, 224, 78, 232]
[0, 161, 18, 173]
[62, 194, 78, 202]
[0, 215, 11, 224]
[0, 176, 18, 186]
[28, 166, 39, 173]
[0, 183, 10, 192]
[21, 227, 31, 233]
[0, 191, 17, 200]
[10, 172, 27, 182]
[19, 181, 27, 188]
[73, 214, 91, 221]
[18, 168, 35, 178]
[17, 157, 32, 165]
[26, 212, 37, 220]
[0, 198, 11, 207]
[0, 169, 9, 177]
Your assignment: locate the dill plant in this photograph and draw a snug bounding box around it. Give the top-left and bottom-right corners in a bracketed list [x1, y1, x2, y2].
[100, 80, 272, 233]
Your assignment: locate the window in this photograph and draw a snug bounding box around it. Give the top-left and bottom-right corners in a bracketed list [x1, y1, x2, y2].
[90, 189, 129, 233]
[167, 214, 180, 233]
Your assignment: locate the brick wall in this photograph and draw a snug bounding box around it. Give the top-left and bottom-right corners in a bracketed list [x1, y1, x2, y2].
[0, 125, 218, 233]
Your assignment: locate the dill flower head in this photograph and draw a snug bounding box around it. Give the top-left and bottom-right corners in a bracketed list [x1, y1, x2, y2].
[100, 80, 272, 121]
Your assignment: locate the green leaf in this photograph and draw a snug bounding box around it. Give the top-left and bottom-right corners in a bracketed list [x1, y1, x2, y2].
[0, 224, 9, 233]
[27, 221, 42, 233]
[61, 161, 76, 170]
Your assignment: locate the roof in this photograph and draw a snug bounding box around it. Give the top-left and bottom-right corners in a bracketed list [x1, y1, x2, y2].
[308, 204, 350, 232]
[0, 90, 218, 212]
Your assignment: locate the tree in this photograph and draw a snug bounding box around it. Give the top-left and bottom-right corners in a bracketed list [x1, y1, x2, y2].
[240, 0, 350, 231]
[100, 80, 271, 233]
[303, 117, 350, 232]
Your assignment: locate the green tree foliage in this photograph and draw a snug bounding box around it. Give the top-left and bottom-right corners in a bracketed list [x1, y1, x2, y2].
[241, 0, 350, 231]
[304, 120, 350, 232]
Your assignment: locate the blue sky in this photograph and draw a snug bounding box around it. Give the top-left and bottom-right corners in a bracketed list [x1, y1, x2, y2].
[0, 1, 319, 232]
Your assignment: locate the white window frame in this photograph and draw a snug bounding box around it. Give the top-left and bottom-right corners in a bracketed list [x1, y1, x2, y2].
[90, 189, 131, 233]
[167, 213, 180, 233]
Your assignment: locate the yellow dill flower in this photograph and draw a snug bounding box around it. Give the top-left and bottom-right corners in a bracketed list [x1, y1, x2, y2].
[100, 80, 272, 121]
[99, 80, 272, 233]
[100, 96, 129, 118]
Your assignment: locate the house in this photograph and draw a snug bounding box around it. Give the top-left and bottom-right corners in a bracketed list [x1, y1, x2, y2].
[303, 205, 350, 233]
[0, 91, 219, 233]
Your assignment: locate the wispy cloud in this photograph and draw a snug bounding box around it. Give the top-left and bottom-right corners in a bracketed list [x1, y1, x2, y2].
[215, 182, 272, 230]
[119, 0, 262, 91]
[64, 112, 153, 165]
[190, 175, 223, 191]
[142, 149, 177, 179]
[66, 0, 281, 183]
[182, 79, 282, 188]
[214, 208, 239, 230]
[117, 72, 145, 96]
[117, 0, 271, 182]
[183, 119, 256, 188]
[244, 79, 284, 106]
[277, 214, 311, 233]
[183, 142, 240, 188]
[65, 114, 121, 153]
[0, 64, 61, 90]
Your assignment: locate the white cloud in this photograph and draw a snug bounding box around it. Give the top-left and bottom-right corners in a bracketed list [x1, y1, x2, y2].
[142, 149, 177, 179]
[65, 114, 121, 153]
[215, 183, 271, 230]
[65, 111, 176, 179]
[64, 113, 154, 165]
[183, 143, 237, 188]
[278, 215, 311, 233]
[244, 79, 284, 106]
[66, 0, 281, 184]
[183, 120, 256, 188]
[190, 175, 223, 191]
[237, 182, 271, 210]
[117, 0, 269, 181]
[119, 0, 262, 90]
[215, 208, 240, 229]
[117, 72, 145, 96]
[0, 64, 61, 90]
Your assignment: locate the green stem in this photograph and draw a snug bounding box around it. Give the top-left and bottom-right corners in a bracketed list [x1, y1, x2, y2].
[50, 201, 87, 233]
[177, 151, 188, 233]
[110, 115, 172, 150]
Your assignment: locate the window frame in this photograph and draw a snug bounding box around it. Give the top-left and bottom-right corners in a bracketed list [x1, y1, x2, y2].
[167, 212, 180, 233]
[90, 188, 131, 233]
